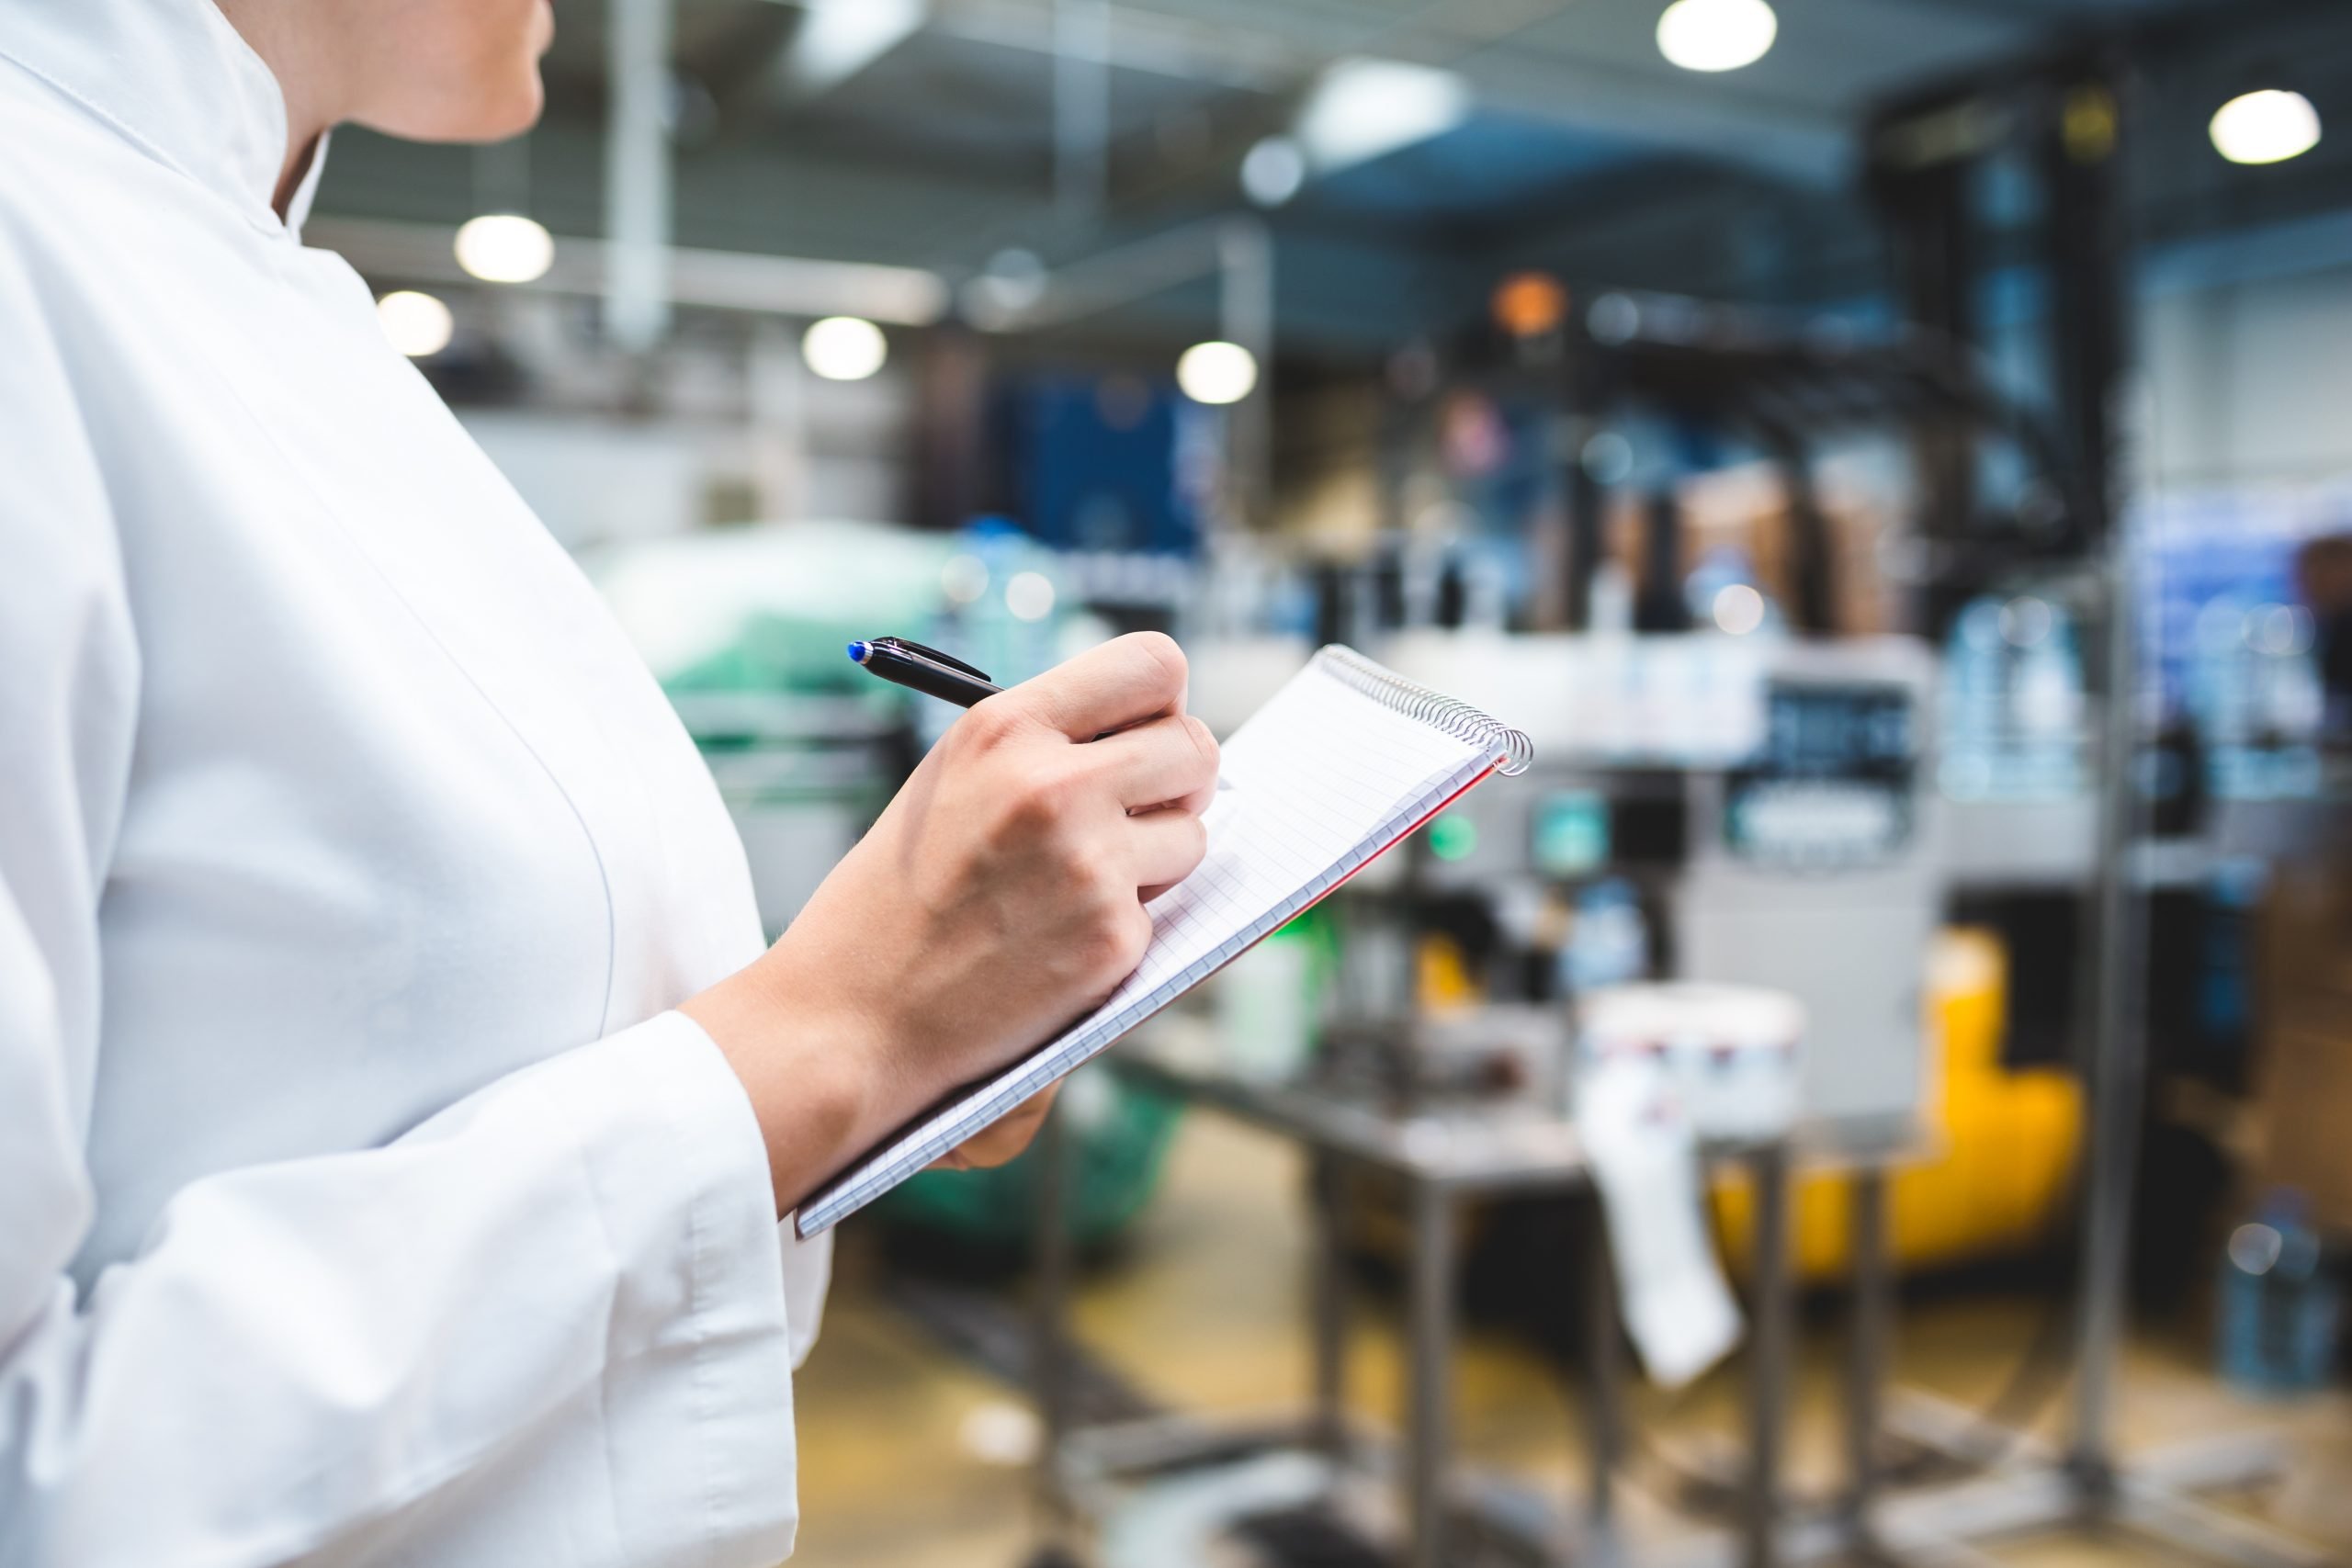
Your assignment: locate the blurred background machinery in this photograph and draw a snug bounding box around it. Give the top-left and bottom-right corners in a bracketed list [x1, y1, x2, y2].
[312, 0, 2352, 1562]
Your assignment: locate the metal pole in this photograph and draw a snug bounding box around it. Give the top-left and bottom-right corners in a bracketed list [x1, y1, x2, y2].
[1745, 1145, 1793, 1568]
[1846, 1167, 1892, 1552]
[2069, 544, 2149, 1504]
[1308, 1152, 1349, 1470]
[1033, 1100, 1078, 1535]
[1405, 1177, 1456, 1568]
[1585, 1194, 1625, 1551]
[604, 0, 673, 351]
[1217, 217, 1275, 532]
[1053, 0, 1111, 222]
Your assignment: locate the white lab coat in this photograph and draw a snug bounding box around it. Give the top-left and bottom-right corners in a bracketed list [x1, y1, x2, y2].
[0, 3, 829, 1563]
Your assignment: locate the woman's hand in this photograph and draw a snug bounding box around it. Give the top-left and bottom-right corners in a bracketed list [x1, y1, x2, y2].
[684, 633, 1218, 1214]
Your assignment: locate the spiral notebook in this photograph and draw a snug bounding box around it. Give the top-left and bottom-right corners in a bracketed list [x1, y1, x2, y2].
[794, 646, 1532, 1238]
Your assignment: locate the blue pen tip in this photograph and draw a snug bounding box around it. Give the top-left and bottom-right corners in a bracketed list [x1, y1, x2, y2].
[846, 640, 870, 664]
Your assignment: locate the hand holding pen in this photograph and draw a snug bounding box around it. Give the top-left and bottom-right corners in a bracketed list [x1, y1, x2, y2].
[688, 632, 1220, 1213]
[850, 636, 1232, 790]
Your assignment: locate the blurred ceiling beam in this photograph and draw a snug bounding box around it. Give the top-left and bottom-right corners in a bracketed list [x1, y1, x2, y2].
[1465, 51, 1849, 189]
[927, 0, 1290, 89]
[310, 217, 952, 324]
[921, 0, 1849, 189]
[1895, 0, 2080, 22]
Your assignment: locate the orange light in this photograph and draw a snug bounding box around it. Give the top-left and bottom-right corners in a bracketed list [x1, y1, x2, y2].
[1492, 271, 1567, 338]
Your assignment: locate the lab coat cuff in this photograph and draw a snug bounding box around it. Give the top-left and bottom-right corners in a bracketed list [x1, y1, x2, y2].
[570, 1010, 802, 1563]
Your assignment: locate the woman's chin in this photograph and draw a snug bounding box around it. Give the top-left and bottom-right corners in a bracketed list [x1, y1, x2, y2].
[377, 77, 547, 146]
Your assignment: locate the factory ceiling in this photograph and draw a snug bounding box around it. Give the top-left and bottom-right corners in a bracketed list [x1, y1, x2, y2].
[313, 0, 2351, 353]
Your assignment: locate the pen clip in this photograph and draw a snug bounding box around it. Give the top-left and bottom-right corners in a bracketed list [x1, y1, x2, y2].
[876, 637, 996, 683]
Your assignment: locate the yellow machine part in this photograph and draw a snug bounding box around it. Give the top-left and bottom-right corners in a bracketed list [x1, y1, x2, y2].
[1713, 928, 2083, 1284]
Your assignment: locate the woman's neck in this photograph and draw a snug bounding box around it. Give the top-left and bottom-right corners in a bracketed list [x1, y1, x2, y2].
[213, 0, 343, 219]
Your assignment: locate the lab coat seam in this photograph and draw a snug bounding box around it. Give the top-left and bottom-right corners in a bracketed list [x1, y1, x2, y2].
[563, 1019, 775, 1568]
[560, 1126, 637, 1567]
[159, 333, 626, 1061]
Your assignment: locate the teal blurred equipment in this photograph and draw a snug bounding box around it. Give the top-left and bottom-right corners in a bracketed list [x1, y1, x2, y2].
[594, 521, 958, 936]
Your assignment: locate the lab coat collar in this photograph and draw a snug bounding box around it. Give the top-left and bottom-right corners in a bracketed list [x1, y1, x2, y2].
[0, 0, 327, 235]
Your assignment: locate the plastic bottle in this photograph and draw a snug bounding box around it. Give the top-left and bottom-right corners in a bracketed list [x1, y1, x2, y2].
[2217, 1190, 2343, 1394]
[1562, 878, 1651, 995]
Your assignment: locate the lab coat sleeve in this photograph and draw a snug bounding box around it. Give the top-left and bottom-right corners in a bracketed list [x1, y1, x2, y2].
[0, 245, 805, 1568]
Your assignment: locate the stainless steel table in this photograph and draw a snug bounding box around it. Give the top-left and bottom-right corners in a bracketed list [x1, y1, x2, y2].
[1025, 1036, 1799, 1568]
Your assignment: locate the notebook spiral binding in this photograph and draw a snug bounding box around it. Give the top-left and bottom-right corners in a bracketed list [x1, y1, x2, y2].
[1314, 645, 1534, 776]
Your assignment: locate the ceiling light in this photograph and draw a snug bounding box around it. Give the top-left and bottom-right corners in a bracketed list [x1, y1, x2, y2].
[1713, 583, 1766, 636]
[1176, 341, 1259, 405]
[1240, 137, 1306, 207]
[454, 213, 554, 284]
[802, 316, 888, 381]
[786, 0, 925, 96]
[1492, 271, 1567, 338]
[1005, 570, 1057, 622]
[1295, 59, 1470, 173]
[2210, 89, 2321, 166]
[1657, 0, 1778, 73]
[376, 290, 454, 358]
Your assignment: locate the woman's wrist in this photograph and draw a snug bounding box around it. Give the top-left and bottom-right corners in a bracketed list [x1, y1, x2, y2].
[682, 949, 908, 1217]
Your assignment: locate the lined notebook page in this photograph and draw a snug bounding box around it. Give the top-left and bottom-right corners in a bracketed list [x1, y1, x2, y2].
[796, 658, 1501, 1236]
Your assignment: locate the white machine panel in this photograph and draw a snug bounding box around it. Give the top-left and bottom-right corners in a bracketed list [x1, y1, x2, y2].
[1674, 639, 1944, 1152]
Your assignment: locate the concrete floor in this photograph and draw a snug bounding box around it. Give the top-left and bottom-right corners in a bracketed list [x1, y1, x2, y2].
[790, 1115, 2352, 1568]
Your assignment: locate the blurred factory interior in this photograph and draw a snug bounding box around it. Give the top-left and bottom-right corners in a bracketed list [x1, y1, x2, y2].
[318, 0, 2351, 1563]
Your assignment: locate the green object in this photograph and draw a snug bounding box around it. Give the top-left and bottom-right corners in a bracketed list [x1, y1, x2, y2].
[870, 1069, 1182, 1252]
[1428, 812, 1479, 862]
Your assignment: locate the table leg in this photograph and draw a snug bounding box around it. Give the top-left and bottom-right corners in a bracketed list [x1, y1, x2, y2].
[1846, 1166, 1891, 1554]
[1406, 1177, 1456, 1568]
[1309, 1151, 1349, 1468]
[1033, 1100, 1076, 1532]
[1585, 1196, 1624, 1539]
[1744, 1144, 1792, 1568]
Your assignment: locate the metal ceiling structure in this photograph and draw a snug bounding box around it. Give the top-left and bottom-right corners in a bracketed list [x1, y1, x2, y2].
[311, 0, 2352, 352]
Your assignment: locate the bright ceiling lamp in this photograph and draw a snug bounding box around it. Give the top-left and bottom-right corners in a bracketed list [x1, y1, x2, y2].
[1295, 59, 1470, 174]
[1657, 0, 1778, 73]
[1176, 341, 1258, 405]
[454, 213, 554, 283]
[802, 315, 888, 381]
[2210, 89, 2321, 165]
[1712, 583, 1766, 636]
[376, 290, 454, 357]
[785, 0, 925, 96]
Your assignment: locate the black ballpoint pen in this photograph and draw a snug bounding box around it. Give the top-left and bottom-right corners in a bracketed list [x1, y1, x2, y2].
[845, 636, 1001, 707]
[848, 635, 1232, 789]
